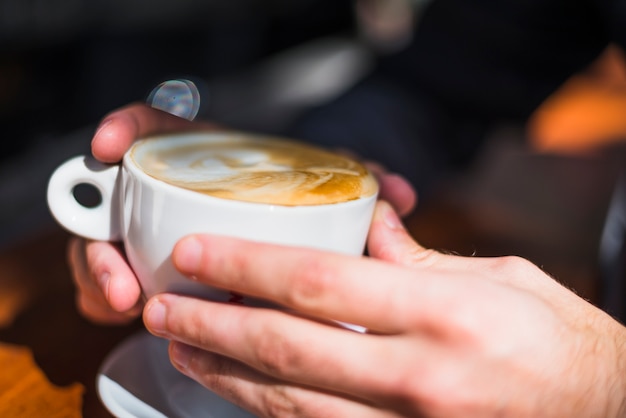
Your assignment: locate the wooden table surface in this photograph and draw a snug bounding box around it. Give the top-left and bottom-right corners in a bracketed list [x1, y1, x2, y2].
[0, 171, 607, 417]
[0, 227, 142, 417]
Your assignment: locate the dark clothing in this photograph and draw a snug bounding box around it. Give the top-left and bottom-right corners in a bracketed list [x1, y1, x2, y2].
[290, 0, 626, 196]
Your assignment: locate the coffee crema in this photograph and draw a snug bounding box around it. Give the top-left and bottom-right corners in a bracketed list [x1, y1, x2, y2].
[131, 132, 378, 206]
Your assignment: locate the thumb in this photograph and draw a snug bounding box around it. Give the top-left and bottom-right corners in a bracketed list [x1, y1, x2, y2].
[367, 200, 441, 268]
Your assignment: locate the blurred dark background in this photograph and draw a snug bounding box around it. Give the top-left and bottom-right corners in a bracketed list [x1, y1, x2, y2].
[0, 0, 356, 152]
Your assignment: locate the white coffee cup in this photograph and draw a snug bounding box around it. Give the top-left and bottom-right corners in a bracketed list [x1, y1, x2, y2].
[47, 131, 378, 302]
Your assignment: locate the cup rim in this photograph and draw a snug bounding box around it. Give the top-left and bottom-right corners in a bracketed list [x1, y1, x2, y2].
[123, 131, 379, 211]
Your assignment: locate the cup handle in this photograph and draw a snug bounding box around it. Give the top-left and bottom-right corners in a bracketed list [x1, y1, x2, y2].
[47, 155, 122, 241]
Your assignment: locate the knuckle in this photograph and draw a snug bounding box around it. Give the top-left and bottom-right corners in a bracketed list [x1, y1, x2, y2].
[284, 258, 335, 309]
[408, 247, 441, 266]
[388, 364, 467, 416]
[253, 326, 300, 377]
[172, 302, 210, 341]
[216, 240, 255, 287]
[488, 255, 540, 281]
[381, 367, 432, 414]
[487, 256, 563, 296]
[372, 233, 440, 268]
[261, 386, 301, 418]
[261, 387, 341, 418]
[198, 353, 233, 390]
[497, 255, 532, 270]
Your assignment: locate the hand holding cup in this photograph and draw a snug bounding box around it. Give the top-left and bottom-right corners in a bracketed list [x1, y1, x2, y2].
[49, 130, 379, 303]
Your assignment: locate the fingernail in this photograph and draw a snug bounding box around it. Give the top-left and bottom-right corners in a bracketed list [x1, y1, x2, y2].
[382, 202, 404, 230]
[174, 236, 202, 274]
[145, 298, 167, 334]
[97, 271, 111, 300]
[171, 342, 195, 370]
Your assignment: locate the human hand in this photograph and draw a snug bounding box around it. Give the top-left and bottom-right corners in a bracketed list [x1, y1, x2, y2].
[143, 201, 626, 417]
[66, 103, 212, 323]
[68, 103, 416, 324]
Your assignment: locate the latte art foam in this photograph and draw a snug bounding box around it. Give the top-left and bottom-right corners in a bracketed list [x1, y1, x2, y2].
[131, 133, 378, 205]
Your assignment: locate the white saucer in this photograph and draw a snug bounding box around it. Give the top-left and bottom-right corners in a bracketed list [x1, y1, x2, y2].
[97, 331, 256, 418]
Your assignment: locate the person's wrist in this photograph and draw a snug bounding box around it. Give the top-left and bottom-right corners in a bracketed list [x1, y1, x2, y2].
[569, 310, 626, 418]
[600, 316, 626, 417]
[611, 321, 626, 417]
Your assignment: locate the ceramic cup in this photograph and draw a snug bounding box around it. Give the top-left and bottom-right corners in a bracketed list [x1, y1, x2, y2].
[47, 131, 378, 302]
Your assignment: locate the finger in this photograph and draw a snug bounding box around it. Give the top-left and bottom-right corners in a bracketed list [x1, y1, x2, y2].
[75, 291, 141, 325]
[171, 231, 561, 333]
[167, 342, 398, 418]
[67, 237, 101, 297]
[364, 162, 416, 217]
[171, 232, 552, 334]
[67, 238, 141, 323]
[378, 173, 417, 217]
[171, 234, 429, 332]
[83, 240, 143, 313]
[92, 102, 217, 163]
[367, 200, 442, 268]
[68, 237, 113, 322]
[145, 295, 430, 408]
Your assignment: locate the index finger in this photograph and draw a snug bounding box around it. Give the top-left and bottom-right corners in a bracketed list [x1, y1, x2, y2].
[92, 102, 217, 163]
[172, 234, 463, 333]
